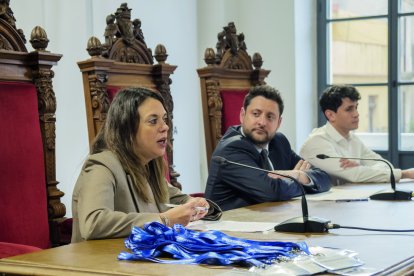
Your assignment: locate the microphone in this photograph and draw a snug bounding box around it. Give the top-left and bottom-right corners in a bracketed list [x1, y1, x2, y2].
[212, 156, 330, 233]
[316, 154, 412, 200]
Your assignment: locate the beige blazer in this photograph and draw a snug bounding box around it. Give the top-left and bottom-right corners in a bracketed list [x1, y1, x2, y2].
[71, 151, 189, 243]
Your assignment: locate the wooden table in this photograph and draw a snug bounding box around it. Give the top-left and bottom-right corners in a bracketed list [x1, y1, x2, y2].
[1, 182, 414, 275]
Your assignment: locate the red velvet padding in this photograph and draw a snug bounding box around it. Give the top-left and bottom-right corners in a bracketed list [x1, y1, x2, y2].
[220, 89, 248, 134]
[0, 242, 42, 259]
[0, 82, 50, 249]
[106, 85, 121, 102]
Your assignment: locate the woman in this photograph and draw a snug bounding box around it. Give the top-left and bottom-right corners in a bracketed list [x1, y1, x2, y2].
[72, 87, 213, 243]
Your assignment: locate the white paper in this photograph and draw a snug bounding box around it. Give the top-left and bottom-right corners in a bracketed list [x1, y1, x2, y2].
[187, 220, 277, 232]
[310, 247, 364, 271]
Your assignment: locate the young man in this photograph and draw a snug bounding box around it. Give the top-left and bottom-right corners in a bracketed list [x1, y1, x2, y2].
[300, 85, 414, 185]
[205, 85, 331, 211]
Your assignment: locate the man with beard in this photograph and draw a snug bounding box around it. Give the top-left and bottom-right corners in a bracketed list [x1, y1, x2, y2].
[300, 85, 414, 185]
[205, 85, 331, 211]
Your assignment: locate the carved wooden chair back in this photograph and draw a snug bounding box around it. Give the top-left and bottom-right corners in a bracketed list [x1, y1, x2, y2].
[197, 22, 271, 166]
[77, 3, 180, 189]
[0, 1, 66, 257]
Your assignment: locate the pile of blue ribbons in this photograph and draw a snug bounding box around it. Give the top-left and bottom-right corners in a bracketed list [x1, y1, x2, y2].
[118, 222, 309, 267]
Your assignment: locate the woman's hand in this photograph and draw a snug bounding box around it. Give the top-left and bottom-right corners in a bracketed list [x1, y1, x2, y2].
[187, 197, 210, 220]
[160, 197, 209, 226]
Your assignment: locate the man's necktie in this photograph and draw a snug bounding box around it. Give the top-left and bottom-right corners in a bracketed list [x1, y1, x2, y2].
[260, 149, 273, 171]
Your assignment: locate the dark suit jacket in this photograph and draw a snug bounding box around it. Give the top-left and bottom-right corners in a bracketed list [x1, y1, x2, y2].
[205, 126, 331, 211]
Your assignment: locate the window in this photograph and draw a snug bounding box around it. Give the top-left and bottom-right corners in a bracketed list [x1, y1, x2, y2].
[318, 0, 414, 167]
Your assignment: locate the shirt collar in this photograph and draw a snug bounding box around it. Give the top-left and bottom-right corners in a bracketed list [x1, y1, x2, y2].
[326, 122, 354, 143]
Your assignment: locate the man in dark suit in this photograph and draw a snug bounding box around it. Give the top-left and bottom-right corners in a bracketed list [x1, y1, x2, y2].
[205, 85, 331, 211]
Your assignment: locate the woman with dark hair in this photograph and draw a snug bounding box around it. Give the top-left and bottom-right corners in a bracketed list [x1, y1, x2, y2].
[72, 87, 214, 243]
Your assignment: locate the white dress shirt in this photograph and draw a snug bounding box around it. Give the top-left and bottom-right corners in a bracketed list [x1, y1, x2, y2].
[300, 122, 401, 184]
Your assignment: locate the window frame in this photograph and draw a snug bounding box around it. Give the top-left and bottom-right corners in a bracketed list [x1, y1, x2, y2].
[317, 0, 414, 168]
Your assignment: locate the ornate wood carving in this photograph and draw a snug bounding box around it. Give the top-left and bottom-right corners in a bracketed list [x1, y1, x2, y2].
[33, 68, 56, 148]
[32, 67, 65, 219]
[213, 22, 252, 70]
[206, 79, 223, 146]
[88, 72, 109, 135]
[100, 3, 153, 64]
[0, 2, 26, 51]
[80, 3, 180, 189]
[0, 0, 26, 50]
[198, 22, 271, 164]
[30, 58, 66, 248]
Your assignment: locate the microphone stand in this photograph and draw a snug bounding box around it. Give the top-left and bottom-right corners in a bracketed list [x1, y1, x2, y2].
[214, 156, 330, 233]
[316, 154, 412, 200]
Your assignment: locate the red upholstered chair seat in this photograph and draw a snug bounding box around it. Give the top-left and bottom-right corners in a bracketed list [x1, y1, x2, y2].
[0, 242, 42, 259]
[0, 82, 50, 250]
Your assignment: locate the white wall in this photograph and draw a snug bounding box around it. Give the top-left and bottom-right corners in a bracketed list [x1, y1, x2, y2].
[10, 0, 317, 217]
[294, 0, 318, 149]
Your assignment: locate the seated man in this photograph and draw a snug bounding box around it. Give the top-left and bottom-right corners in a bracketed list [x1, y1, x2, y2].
[300, 85, 414, 185]
[205, 85, 331, 211]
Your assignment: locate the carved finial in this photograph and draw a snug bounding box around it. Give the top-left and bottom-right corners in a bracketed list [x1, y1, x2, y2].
[204, 48, 215, 66]
[87, 36, 103, 57]
[154, 44, 168, 64]
[29, 26, 49, 51]
[252, 52, 263, 69]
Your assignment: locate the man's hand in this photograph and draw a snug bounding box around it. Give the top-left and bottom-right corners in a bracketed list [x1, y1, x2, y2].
[339, 158, 360, 169]
[294, 159, 312, 171]
[267, 160, 311, 184]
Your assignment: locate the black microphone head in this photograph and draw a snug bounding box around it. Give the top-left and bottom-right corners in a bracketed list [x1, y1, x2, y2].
[212, 156, 228, 165]
[316, 154, 330, 159]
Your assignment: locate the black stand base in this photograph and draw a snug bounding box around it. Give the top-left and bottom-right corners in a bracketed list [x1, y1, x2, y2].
[369, 189, 413, 200]
[274, 216, 330, 233]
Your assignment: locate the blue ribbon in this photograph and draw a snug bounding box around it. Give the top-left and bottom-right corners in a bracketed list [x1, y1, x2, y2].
[118, 222, 309, 267]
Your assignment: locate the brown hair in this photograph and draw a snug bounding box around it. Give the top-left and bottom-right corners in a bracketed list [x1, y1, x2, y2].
[91, 87, 169, 203]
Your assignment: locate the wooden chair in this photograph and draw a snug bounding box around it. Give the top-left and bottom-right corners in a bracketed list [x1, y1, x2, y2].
[0, 1, 66, 258]
[197, 22, 271, 165]
[77, 3, 181, 189]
